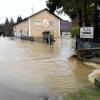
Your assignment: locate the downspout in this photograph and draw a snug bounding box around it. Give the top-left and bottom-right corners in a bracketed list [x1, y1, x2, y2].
[28, 18, 31, 36]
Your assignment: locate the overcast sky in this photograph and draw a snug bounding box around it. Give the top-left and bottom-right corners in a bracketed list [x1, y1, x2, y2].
[0, 0, 70, 23]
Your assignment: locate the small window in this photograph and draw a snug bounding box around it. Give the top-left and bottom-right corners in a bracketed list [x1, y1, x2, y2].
[50, 20, 54, 26]
[36, 29, 41, 32]
[34, 20, 42, 25]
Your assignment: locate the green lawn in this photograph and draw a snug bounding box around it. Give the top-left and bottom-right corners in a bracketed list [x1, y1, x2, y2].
[64, 87, 100, 100]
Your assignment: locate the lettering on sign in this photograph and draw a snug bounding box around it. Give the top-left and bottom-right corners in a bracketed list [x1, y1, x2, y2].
[80, 27, 94, 38]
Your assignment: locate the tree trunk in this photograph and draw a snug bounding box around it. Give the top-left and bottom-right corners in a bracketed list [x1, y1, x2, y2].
[84, 0, 88, 26]
[94, 0, 99, 41]
[79, 8, 82, 27]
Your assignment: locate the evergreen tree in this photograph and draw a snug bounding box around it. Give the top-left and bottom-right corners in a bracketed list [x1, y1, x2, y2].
[0, 24, 5, 36]
[17, 16, 22, 23]
[9, 18, 14, 36]
[4, 18, 10, 36]
[4, 18, 14, 37]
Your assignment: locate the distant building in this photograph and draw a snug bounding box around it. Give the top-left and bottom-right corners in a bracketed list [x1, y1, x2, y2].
[13, 8, 62, 38]
[60, 20, 72, 35]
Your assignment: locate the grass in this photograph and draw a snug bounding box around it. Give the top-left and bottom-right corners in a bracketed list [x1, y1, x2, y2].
[64, 87, 100, 100]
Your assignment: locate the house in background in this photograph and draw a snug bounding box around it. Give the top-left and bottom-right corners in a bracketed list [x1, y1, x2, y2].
[60, 20, 72, 35]
[13, 8, 62, 39]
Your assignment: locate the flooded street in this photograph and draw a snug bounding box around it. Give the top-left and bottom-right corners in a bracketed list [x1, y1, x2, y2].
[0, 36, 94, 100]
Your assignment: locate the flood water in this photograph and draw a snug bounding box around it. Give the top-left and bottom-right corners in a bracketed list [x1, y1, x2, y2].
[0, 36, 94, 100]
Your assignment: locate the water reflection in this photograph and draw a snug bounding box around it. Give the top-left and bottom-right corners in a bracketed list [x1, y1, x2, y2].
[0, 37, 94, 100]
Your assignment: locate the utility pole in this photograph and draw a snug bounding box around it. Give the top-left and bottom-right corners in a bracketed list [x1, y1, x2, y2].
[31, 7, 33, 14]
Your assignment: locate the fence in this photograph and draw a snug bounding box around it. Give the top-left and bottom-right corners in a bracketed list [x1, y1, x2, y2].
[76, 39, 100, 55]
[19, 35, 55, 45]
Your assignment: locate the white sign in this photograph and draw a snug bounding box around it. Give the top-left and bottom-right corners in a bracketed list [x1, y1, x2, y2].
[80, 27, 94, 38]
[43, 19, 49, 27]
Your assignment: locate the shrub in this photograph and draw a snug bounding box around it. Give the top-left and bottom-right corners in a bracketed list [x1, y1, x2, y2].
[71, 26, 80, 38]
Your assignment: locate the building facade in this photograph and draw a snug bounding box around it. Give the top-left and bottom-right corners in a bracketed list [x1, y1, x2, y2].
[13, 9, 61, 38]
[60, 20, 72, 35]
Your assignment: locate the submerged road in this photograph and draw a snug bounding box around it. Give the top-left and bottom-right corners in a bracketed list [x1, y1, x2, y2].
[0, 36, 93, 100]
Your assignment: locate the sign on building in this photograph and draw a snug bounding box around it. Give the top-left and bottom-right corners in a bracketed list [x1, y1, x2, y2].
[80, 27, 94, 38]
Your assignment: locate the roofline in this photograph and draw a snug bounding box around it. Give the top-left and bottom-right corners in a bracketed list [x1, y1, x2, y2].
[29, 8, 62, 20]
[14, 18, 28, 26]
[14, 8, 62, 26]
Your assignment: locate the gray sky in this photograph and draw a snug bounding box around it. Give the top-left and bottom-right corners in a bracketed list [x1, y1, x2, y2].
[0, 0, 70, 23]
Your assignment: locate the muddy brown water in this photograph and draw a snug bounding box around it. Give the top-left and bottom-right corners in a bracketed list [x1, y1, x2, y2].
[0, 36, 94, 100]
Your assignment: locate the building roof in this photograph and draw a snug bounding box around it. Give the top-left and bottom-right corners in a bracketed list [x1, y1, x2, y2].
[60, 20, 72, 32]
[14, 8, 62, 26]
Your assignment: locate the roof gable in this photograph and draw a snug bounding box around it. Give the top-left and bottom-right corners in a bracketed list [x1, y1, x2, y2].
[29, 8, 62, 20]
[14, 8, 62, 26]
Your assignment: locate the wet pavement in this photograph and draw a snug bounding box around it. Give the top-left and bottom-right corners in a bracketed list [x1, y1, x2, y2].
[0, 36, 94, 100]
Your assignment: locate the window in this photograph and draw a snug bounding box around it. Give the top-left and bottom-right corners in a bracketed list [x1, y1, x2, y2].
[50, 20, 55, 26]
[36, 29, 41, 32]
[34, 20, 42, 25]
